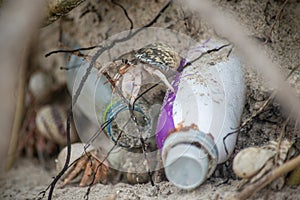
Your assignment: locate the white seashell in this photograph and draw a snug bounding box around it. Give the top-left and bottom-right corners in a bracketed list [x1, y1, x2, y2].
[56, 143, 96, 177]
[35, 105, 77, 145]
[29, 71, 53, 101]
[233, 147, 276, 178]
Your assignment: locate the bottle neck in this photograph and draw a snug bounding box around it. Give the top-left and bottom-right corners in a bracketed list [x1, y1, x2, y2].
[103, 100, 152, 149]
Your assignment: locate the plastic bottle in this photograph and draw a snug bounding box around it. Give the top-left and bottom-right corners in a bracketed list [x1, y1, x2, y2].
[66, 55, 154, 149]
[156, 39, 246, 189]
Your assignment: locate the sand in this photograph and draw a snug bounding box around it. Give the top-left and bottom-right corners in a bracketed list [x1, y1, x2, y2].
[1, 0, 300, 199]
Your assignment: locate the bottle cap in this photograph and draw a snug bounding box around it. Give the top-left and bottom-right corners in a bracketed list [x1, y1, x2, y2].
[162, 129, 218, 190]
[164, 143, 209, 189]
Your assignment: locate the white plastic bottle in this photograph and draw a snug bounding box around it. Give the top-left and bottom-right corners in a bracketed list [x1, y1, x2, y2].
[156, 39, 246, 189]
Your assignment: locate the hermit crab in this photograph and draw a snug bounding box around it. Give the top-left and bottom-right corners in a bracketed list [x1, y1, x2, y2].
[102, 43, 181, 105]
[233, 140, 296, 190]
[56, 143, 164, 186]
[19, 103, 78, 160]
[19, 69, 78, 160]
[56, 143, 110, 187]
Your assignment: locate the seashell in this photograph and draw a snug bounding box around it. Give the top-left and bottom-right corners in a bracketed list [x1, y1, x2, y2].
[233, 147, 276, 178]
[56, 143, 96, 177]
[234, 140, 296, 192]
[29, 71, 53, 101]
[135, 43, 181, 71]
[35, 104, 77, 145]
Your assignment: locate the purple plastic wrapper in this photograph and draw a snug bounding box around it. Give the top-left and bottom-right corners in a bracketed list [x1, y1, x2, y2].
[156, 59, 186, 149]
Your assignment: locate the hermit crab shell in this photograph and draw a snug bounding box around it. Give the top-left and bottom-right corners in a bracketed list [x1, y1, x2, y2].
[233, 147, 276, 178]
[35, 105, 77, 145]
[56, 143, 96, 178]
[28, 71, 53, 101]
[135, 43, 181, 71]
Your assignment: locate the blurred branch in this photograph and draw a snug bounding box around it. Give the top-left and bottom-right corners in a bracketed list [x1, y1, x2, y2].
[5, 52, 27, 171]
[182, 0, 300, 198]
[43, 0, 86, 26]
[183, 0, 300, 127]
[0, 0, 44, 172]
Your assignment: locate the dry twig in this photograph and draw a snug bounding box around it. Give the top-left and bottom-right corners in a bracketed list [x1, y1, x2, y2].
[232, 153, 300, 200]
[264, 0, 289, 44]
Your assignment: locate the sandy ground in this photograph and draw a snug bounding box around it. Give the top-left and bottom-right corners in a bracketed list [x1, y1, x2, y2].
[1, 158, 300, 200]
[1, 0, 300, 199]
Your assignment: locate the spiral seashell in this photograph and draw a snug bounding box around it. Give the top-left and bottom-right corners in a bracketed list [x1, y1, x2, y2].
[35, 104, 77, 145]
